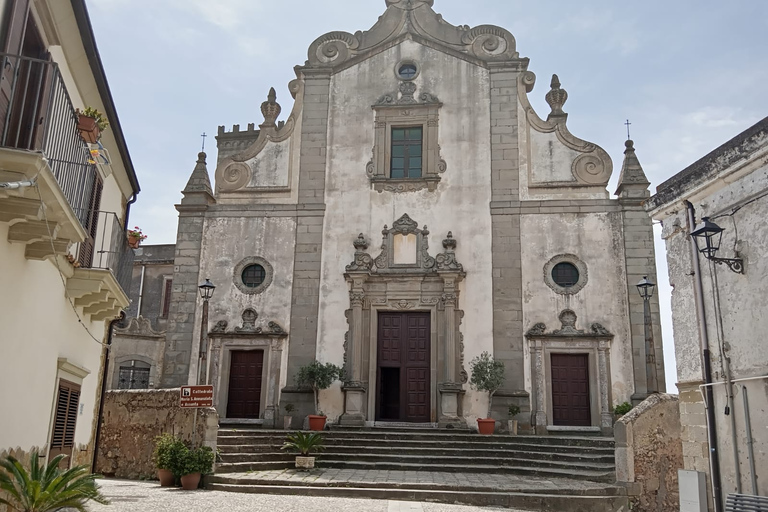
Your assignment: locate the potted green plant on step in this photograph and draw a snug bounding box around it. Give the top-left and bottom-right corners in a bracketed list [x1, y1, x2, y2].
[613, 401, 633, 422]
[177, 445, 215, 491]
[283, 402, 295, 430]
[76, 107, 109, 144]
[281, 431, 325, 470]
[507, 404, 521, 435]
[295, 360, 342, 431]
[0, 450, 108, 511]
[469, 351, 505, 435]
[153, 432, 185, 486]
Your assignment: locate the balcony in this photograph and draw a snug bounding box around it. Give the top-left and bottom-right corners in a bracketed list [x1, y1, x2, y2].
[0, 52, 99, 257]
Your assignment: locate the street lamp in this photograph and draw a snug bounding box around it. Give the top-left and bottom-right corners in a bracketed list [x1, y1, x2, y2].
[197, 279, 215, 385]
[690, 217, 744, 274]
[637, 276, 658, 394]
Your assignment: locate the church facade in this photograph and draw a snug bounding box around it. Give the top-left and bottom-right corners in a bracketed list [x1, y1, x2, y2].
[133, 0, 664, 433]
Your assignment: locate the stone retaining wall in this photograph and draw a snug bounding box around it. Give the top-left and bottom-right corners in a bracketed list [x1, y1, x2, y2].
[95, 389, 218, 479]
[615, 393, 683, 512]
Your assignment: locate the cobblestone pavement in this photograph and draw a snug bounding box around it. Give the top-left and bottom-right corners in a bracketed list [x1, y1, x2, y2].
[217, 467, 616, 493]
[89, 479, 532, 511]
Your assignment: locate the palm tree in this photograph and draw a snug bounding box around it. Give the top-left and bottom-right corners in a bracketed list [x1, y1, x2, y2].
[0, 450, 108, 512]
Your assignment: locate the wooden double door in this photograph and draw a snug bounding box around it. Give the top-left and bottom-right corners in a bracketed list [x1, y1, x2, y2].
[226, 350, 263, 419]
[551, 353, 591, 426]
[376, 312, 430, 422]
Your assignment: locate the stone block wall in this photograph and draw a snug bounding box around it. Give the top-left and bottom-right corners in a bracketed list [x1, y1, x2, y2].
[95, 389, 218, 479]
[615, 393, 683, 512]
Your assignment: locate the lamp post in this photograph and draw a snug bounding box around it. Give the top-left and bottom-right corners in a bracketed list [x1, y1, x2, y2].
[197, 279, 215, 385]
[690, 217, 744, 274]
[637, 276, 658, 394]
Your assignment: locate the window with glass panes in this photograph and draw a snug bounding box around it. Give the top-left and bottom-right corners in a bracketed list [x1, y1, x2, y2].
[391, 127, 423, 178]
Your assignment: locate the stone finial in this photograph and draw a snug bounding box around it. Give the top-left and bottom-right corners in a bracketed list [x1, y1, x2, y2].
[442, 231, 456, 251]
[545, 74, 568, 118]
[260, 87, 281, 128]
[182, 150, 214, 199]
[353, 233, 368, 251]
[615, 138, 651, 197]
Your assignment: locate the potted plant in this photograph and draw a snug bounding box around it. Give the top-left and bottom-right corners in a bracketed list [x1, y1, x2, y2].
[507, 404, 521, 435]
[295, 360, 342, 431]
[76, 106, 109, 144]
[283, 402, 295, 430]
[469, 351, 505, 435]
[177, 445, 214, 491]
[0, 450, 109, 511]
[126, 226, 147, 249]
[281, 431, 324, 470]
[153, 433, 185, 486]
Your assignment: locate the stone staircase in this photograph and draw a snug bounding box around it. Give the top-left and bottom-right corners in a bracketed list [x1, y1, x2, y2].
[208, 426, 629, 510]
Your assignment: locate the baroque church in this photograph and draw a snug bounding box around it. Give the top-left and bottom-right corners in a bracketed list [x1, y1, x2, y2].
[111, 0, 665, 434]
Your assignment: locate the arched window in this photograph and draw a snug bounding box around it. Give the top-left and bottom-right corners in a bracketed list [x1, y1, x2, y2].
[118, 360, 151, 389]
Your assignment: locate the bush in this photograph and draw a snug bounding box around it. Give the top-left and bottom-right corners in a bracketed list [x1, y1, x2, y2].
[295, 361, 342, 415]
[281, 432, 325, 457]
[0, 450, 108, 512]
[469, 352, 506, 418]
[153, 433, 186, 475]
[177, 446, 215, 477]
[614, 402, 633, 416]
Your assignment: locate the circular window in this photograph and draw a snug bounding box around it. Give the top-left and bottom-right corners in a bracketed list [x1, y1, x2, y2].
[395, 60, 419, 81]
[551, 262, 579, 288]
[242, 264, 266, 288]
[233, 256, 273, 295]
[543, 254, 588, 295]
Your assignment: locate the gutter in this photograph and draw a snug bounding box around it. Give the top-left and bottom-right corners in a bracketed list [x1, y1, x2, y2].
[69, 0, 140, 197]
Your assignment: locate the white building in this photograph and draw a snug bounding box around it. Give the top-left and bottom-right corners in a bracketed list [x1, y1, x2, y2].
[647, 116, 768, 507]
[0, 0, 139, 469]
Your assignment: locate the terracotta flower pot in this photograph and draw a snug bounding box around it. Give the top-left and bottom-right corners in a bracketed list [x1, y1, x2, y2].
[180, 472, 201, 490]
[157, 468, 174, 487]
[127, 235, 141, 249]
[77, 114, 100, 144]
[295, 456, 315, 470]
[477, 418, 496, 435]
[284, 415, 293, 430]
[308, 415, 326, 431]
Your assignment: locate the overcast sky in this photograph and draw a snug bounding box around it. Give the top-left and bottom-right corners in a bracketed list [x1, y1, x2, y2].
[87, 0, 768, 394]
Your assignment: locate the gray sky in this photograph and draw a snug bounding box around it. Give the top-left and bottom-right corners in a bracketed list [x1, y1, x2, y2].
[87, 0, 768, 394]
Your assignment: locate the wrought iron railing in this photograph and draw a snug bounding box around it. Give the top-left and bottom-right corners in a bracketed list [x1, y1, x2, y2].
[0, 52, 96, 228]
[75, 210, 134, 296]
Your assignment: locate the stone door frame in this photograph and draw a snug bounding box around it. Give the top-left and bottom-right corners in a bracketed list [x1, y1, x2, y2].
[208, 334, 285, 427]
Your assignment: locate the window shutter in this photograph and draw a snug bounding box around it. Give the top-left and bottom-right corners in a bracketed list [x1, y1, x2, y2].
[161, 279, 173, 318]
[2, 0, 31, 55]
[49, 380, 80, 468]
[77, 170, 103, 267]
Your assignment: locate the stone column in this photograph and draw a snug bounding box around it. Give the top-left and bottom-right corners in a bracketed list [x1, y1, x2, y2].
[339, 285, 366, 426]
[438, 276, 462, 428]
[264, 341, 283, 428]
[598, 341, 613, 434]
[531, 340, 547, 435]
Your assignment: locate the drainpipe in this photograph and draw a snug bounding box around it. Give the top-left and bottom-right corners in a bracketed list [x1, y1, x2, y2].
[686, 200, 724, 512]
[123, 193, 138, 230]
[92, 311, 124, 472]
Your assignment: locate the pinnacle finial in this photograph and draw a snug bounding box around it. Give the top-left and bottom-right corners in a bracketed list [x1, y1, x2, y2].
[260, 87, 281, 128]
[197, 151, 206, 164]
[545, 74, 568, 118]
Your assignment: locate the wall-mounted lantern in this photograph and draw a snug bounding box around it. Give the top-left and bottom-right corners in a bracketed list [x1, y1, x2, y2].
[690, 217, 744, 274]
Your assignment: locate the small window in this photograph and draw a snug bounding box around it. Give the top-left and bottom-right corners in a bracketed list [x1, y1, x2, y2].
[242, 264, 266, 288]
[552, 262, 579, 288]
[391, 127, 423, 179]
[118, 361, 151, 390]
[397, 63, 418, 80]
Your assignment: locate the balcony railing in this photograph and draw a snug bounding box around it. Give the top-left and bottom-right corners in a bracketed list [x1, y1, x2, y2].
[0, 52, 97, 229]
[76, 210, 134, 296]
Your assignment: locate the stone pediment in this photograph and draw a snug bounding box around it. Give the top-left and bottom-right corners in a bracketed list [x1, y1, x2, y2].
[114, 316, 165, 338]
[209, 309, 287, 337]
[306, 0, 521, 70]
[525, 309, 613, 338]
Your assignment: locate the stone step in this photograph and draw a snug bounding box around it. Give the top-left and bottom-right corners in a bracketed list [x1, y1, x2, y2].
[217, 445, 616, 462]
[206, 482, 629, 511]
[218, 451, 616, 471]
[215, 459, 616, 482]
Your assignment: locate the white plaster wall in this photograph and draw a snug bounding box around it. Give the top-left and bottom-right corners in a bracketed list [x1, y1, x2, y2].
[520, 212, 634, 403]
[528, 130, 582, 185]
[246, 138, 291, 188]
[0, 223, 105, 456]
[658, 158, 768, 494]
[190, 216, 296, 382]
[317, 40, 494, 422]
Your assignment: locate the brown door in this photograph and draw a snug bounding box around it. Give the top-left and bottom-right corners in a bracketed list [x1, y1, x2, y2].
[226, 350, 263, 419]
[551, 353, 591, 426]
[377, 312, 430, 422]
[49, 379, 81, 468]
